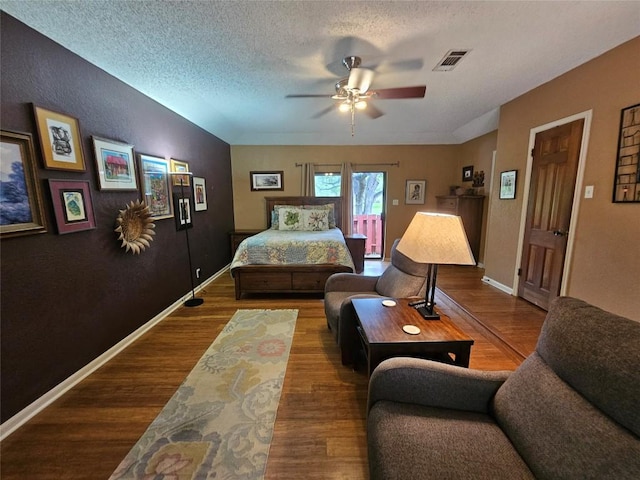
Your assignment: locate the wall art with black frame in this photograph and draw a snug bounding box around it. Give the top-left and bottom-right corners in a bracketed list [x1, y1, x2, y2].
[613, 103, 640, 203]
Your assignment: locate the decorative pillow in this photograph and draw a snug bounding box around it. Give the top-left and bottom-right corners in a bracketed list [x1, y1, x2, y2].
[271, 204, 293, 229]
[277, 207, 330, 231]
[272, 203, 336, 230]
[304, 209, 329, 231]
[302, 204, 336, 228]
[278, 207, 303, 230]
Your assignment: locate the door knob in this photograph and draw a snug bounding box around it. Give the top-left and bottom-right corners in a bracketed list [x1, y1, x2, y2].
[553, 230, 567, 236]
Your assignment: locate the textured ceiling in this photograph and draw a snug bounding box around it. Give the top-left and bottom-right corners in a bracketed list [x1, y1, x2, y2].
[2, 1, 639, 146]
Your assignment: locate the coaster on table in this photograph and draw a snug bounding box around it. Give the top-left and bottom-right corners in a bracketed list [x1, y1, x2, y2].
[403, 325, 421, 335]
[382, 299, 397, 307]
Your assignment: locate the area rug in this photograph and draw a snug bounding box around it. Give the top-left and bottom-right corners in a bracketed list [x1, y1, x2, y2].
[109, 309, 298, 480]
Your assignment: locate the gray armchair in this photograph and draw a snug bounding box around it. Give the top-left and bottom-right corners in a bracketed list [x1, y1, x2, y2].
[367, 297, 640, 479]
[324, 239, 429, 365]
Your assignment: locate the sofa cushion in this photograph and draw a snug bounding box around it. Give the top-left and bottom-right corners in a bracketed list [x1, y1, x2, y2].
[375, 239, 428, 297]
[390, 239, 430, 276]
[375, 265, 427, 298]
[493, 353, 640, 479]
[535, 297, 640, 436]
[324, 291, 380, 338]
[368, 400, 535, 480]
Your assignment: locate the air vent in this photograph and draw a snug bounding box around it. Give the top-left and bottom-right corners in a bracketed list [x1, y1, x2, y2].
[433, 49, 470, 72]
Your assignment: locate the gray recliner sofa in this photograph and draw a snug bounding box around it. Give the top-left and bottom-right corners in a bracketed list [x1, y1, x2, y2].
[367, 296, 640, 479]
[324, 239, 429, 365]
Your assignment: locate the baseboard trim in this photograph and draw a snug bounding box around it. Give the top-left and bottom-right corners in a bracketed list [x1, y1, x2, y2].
[0, 265, 230, 441]
[481, 275, 514, 295]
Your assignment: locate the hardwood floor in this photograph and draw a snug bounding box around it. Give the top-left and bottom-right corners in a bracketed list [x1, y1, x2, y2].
[0, 263, 546, 479]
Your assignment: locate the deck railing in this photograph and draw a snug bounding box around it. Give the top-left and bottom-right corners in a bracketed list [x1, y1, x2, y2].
[352, 214, 383, 257]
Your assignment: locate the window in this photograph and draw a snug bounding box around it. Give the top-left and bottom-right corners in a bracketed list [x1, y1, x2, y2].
[314, 173, 341, 197]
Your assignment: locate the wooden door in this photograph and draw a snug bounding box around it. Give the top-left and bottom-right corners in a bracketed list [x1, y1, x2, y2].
[518, 119, 584, 310]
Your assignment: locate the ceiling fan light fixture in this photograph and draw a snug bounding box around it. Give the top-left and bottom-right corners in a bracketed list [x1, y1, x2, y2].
[339, 102, 351, 113]
[347, 67, 374, 93]
[355, 101, 367, 110]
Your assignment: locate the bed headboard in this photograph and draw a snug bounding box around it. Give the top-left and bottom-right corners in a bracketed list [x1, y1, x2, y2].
[265, 196, 344, 231]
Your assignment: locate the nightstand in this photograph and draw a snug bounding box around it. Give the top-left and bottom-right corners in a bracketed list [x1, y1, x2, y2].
[345, 233, 366, 273]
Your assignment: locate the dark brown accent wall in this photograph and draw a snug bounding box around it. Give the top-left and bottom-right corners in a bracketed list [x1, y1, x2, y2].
[0, 13, 234, 423]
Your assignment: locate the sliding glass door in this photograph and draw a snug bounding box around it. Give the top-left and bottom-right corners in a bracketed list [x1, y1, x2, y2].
[352, 171, 385, 259]
[314, 170, 386, 260]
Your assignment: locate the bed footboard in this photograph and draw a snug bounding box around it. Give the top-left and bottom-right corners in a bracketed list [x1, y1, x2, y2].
[232, 264, 353, 299]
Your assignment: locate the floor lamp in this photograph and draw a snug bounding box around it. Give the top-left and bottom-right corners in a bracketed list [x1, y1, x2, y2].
[396, 212, 475, 319]
[170, 171, 204, 307]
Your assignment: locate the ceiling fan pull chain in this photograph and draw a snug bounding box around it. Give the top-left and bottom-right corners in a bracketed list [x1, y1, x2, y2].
[351, 104, 355, 136]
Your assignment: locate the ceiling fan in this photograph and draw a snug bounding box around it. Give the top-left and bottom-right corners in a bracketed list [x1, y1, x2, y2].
[286, 56, 426, 136]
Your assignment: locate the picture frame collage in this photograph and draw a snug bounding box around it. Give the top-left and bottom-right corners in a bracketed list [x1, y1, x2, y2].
[1, 104, 208, 238]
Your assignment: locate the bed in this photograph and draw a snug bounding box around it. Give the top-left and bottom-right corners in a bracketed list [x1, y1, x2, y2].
[230, 196, 355, 299]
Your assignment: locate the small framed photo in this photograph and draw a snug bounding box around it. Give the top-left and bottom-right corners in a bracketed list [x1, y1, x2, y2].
[193, 176, 208, 211]
[49, 179, 96, 234]
[92, 136, 137, 190]
[138, 153, 173, 220]
[499, 170, 517, 200]
[405, 180, 426, 204]
[174, 193, 193, 230]
[250, 171, 284, 191]
[33, 105, 86, 171]
[170, 159, 190, 186]
[462, 165, 474, 182]
[1, 130, 48, 238]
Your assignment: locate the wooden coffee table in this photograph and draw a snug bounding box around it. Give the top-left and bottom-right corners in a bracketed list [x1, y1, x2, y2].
[351, 297, 474, 375]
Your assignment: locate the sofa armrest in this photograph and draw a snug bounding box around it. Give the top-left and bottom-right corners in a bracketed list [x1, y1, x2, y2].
[367, 357, 511, 414]
[325, 273, 379, 293]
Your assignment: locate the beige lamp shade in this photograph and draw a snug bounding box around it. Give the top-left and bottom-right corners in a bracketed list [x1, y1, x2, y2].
[396, 212, 475, 265]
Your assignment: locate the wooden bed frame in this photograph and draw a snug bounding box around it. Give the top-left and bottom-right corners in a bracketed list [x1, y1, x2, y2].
[232, 196, 353, 299]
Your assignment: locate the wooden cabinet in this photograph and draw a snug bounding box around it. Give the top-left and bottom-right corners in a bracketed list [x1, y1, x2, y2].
[344, 234, 366, 273]
[229, 230, 262, 256]
[436, 195, 484, 262]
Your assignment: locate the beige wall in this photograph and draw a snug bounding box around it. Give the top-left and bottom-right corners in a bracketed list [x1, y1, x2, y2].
[458, 131, 497, 262]
[484, 36, 640, 320]
[231, 143, 495, 260]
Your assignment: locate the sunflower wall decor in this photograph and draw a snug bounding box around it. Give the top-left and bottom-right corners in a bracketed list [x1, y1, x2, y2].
[115, 199, 156, 254]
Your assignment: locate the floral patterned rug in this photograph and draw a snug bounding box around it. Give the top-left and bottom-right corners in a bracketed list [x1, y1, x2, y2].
[109, 309, 298, 480]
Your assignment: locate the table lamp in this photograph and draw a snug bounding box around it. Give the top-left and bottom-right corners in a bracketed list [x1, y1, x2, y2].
[396, 212, 475, 319]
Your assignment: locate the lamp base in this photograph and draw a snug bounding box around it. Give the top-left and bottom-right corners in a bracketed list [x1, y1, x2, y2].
[184, 297, 204, 307]
[414, 304, 440, 320]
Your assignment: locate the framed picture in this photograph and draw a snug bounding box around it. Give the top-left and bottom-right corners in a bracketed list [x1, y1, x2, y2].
[405, 179, 426, 204]
[49, 179, 96, 234]
[0, 130, 48, 238]
[612, 103, 640, 203]
[170, 159, 190, 186]
[33, 105, 86, 171]
[92, 136, 138, 190]
[174, 193, 193, 230]
[462, 165, 474, 182]
[499, 170, 517, 200]
[138, 153, 173, 219]
[250, 171, 284, 191]
[193, 176, 208, 211]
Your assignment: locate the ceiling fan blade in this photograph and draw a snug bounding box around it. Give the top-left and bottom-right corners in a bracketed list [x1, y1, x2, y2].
[364, 103, 384, 119]
[370, 85, 426, 99]
[285, 93, 332, 98]
[348, 67, 375, 93]
[311, 105, 336, 119]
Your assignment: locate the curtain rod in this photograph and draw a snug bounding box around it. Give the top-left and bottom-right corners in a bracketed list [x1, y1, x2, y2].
[295, 161, 400, 167]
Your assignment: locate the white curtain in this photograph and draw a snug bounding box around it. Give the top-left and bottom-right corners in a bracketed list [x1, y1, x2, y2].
[340, 162, 353, 234]
[301, 162, 315, 196]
